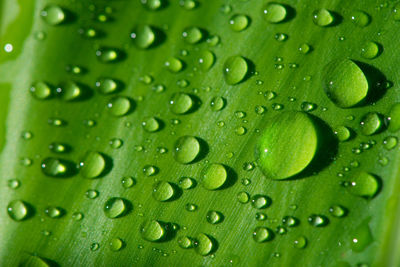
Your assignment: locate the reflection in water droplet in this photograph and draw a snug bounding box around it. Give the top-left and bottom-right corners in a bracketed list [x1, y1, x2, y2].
[169, 93, 193, 114]
[229, 14, 249, 32]
[182, 27, 203, 44]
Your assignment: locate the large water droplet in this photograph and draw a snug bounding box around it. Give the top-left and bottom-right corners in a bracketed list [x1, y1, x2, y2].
[131, 25, 155, 49]
[142, 117, 161, 132]
[169, 93, 194, 114]
[361, 41, 380, 59]
[223, 56, 248, 85]
[350, 10, 370, 27]
[351, 221, 373, 252]
[360, 112, 383, 135]
[255, 111, 318, 180]
[104, 197, 130, 218]
[153, 181, 175, 201]
[30, 82, 52, 100]
[195, 233, 214, 256]
[107, 96, 131, 116]
[7, 200, 31, 221]
[173, 136, 201, 164]
[312, 9, 335, 27]
[253, 227, 273, 242]
[198, 50, 215, 71]
[41, 158, 74, 177]
[322, 59, 369, 108]
[140, 220, 166, 241]
[262, 3, 287, 23]
[182, 27, 203, 44]
[201, 163, 228, 190]
[95, 78, 118, 94]
[229, 14, 249, 32]
[80, 151, 106, 178]
[347, 172, 380, 199]
[40, 5, 65, 25]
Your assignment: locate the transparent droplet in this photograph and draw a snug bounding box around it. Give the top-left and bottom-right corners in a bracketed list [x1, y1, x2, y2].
[96, 78, 118, 94]
[255, 212, 267, 221]
[182, 27, 203, 44]
[198, 50, 215, 71]
[72, 212, 83, 221]
[301, 102, 316, 112]
[180, 0, 197, 10]
[312, 9, 335, 27]
[178, 236, 193, 249]
[30, 82, 52, 100]
[274, 33, 288, 42]
[152, 181, 175, 201]
[323, 59, 368, 108]
[348, 172, 379, 198]
[40, 5, 65, 25]
[235, 126, 247, 136]
[334, 126, 351, 142]
[109, 138, 123, 149]
[201, 163, 227, 190]
[165, 57, 183, 72]
[195, 233, 214, 256]
[44, 206, 64, 218]
[109, 237, 124, 251]
[299, 43, 311, 54]
[143, 165, 158, 176]
[253, 227, 273, 242]
[329, 205, 347, 217]
[351, 221, 373, 252]
[131, 25, 155, 49]
[308, 214, 329, 227]
[140, 220, 166, 241]
[79, 151, 106, 178]
[104, 197, 130, 218]
[174, 136, 201, 164]
[350, 10, 370, 27]
[251, 195, 270, 209]
[96, 48, 120, 63]
[360, 112, 383, 135]
[293, 236, 307, 249]
[169, 93, 193, 114]
[85, 189, 99, 199]
[90, 243, 99, 251]
[7, 200, 30, 221]
[255, 111, 318, 180]
[282, 216, 299, 227]
[41, 158, 73, 177]
[57, 81, 82, 101]
[255, 105, 266, 115]
[7, 179, 21, 189]
[206, 210, 223, 224]
[185, 203, 198, 212]
[210, 96, 225, 111]
[223, 56, 248, 85]
[141, 0, 163, 10]
[229, 14, 249, 32]
[107, 96, 131, 116]
[383, 136, 397, 150]
[361, 41, 380, 59]
[142, 117, 161, 132]
[262, 3, 287, 23]
[237, 191, 250, 204]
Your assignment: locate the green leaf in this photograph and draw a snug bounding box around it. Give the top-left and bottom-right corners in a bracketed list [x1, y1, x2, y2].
[1, 0, 400, 266]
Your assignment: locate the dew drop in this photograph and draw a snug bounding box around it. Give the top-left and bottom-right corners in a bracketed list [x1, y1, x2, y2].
[153, 181, 175, 201]
[7, 200, 30, 221]
[262, 3, 287, 23]
[195, 233, 214, 256]
[201, 163, 227, 190]
[255, 111, 318, 180]
[308, 214, 329, 227]
[253, 227, 273, 242]
[323, 59, 368, 108]
[140, 220, 166, 242]
[347, 172, 379, 198]
[206, 210, 223, 224]
[251, 194, 270, 209]
[109, 238, 124, 251]
[360, 112, 383, 135]
[383, 136, 397, 150]
[142, 117, 161, 132]
[104, 197, 130, 218]
[293, 236, 307, 249]
[40, 5, 65, 25]
[299, 43, 311, 54]
[45, 206, 64, 218]
[131, 25, 155, 49]
[96, 48, 120, 63]
[350, 10, 370, 27]
[237, 191, 250, 203]
[312, 9, 335, 27]
[85, 189, 99, 199]
[41, 158, 73, 177]
[57, 81, 82, 101]
[79, 151, 106, 178]
[169, 93, 193, 114]
[109, 138, 123, 149]
[178, 236, 193, 249]
[107, 96, 131, 116]
[95, 78, 118, 94]
[361, 41, 380, 59]
[182, 27, 203, 44]
[7, 179, 21, 189]
[334, 126, 351, 142]
[179, 177, 196, 189]
[223, 56, 248, 85]
[141, 0, 163, 10]
[198, 50, 215, 71]
[329, 205, 347, 217]
[174, 136, 201, 164]
[351, 221, 373, 252]
[30, 82, 52, 100]
[210, 96, 225, 111]
[165, 57, 183, 72]
[143, 165, 158, 176]
[229, 14, 249, 32]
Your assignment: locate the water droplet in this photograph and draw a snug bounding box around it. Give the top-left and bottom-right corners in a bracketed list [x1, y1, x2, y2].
[180, 0, 197, 10]
[41, 158, 73, 177]
[360, 112, 383, 135]
[235, 126, 247, 136]
[79, 27, 97, 38]
[351, 221, 373, 252]
[97, 48, 122, 64]
[174, 136, 201, 164]
[179, 177, 196, 189]
[255, 105, 266, 115]
[141, 0, 163, 10]
[57, 81, 83, 101]
[109, 237, 124, 251]
[223, 56, 248, 85]
[198, 50, 215, 71]
[95, 78, 118, 94]
[329, 205, 347, 217]
[253, 227, 273, 242]
[7, 179, 21, 189]
[201, 163, 227, 190]
[107, 96, 131, 116]
[361, 41, 380, 59]
[251, 195, 270, 209]
[178, 236, 193, 248]
[30, 82, 52, 100]
[44, 206, 64, 218]
[229, 14, 249, 32]
[301, 102, 316, 112]
[274, 33, 288, 42]
[206, 35, 220, 46]
[130, 25, 155, 49]
[262, 3, 287, 23]
[312, 9, 335, 27]
[299, 43, 311, 54]
[293, 236, 307, 249]
[323, 59, 368, 108]
[383, 136, 397, 150]
[80, 151, 106, 178]
[90, 243, 99, 251]
[142, 117, 161, 132]
[72, 212, 83, 221]
[237, 191, 250, 204]
[210, 96, 225, 111]
[40, 5, 65, 25]
[169, 93, 193, 114]
[255, 212, 267, 221]
[255, 111, 318, 180]
[206, 210, 223, 224]
[264, 90, 277, 100]
[350, 10, 370, 27]
[185, 203, 198, 212]
[182, 27, 203, 44]
[334, 126, 351, 142]
[104, 197, 130, 218]
[347, 172, 379, 198]
[140, 220, 166, 241]
[165, 57, 183, 72]
[143, 165, 158, 176]
[282, 216, 299, 227]
[152, 181, 175, 201]
[195, 233, 214, 256]
[7, 200, 30, 221]
[86, 189, 99, 199]
[308, 214, 329, 227]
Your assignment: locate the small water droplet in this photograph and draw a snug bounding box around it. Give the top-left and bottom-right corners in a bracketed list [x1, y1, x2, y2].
[251, 194, 270, 209]
[86, 189, 99, 199]
[30, 82, 52, 100]
[107, 96, 131, 116]
[334, 126, 351, 142]
[329, 205, 347, 217]
[104, 197, 130, 218]
[223, 56, 248, 85]
[361, 41, 380, 59]
[95, 78, 118, 94]
[350, 10, 370, 27]
[182, 27, 203, 44]
[206, 210, 223, 224]
[262, 3, 287, 23]
[360, 112, 383, 135]
[174, 136, 201, 164]
[140, 220, 166, 241]
[40, 5, 65, 25]
[347, 172, 380, 198]
[109, 237, 124, 251]
[237, 191, 250, 204]
[96, 48, 120, 63]
[7, 200, 31, 221]
[383, 136, 397, 150]
[153, 181, 175, 201]
[178, 236, 193, 248]
[80, 151, 106, 178]
[169, 93, 193, 114]
[308, 214, 329, 227]
[253, 227, 273, 242]
[44, 206, 64, 218]
[229, 14, 249, 32]
[312, 9, 335, 27]
[131, 25, 155, 49]
[201, 163, 228, 190]
[293, 236, 307, 249]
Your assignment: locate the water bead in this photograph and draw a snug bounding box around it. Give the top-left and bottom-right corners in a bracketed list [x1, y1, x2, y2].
[174, 136, 201, 164]
[383, 136, 398, 150]
[312, 9, 334, 27]
[30, 82, 52, 100]
[350, 10, 370, 27]
[142, 117, 161, 132]
[182, 27, 203, 44]
[169, 93, 193, 114]
[41, 158, 73, 177]
[140, 220, 166, 242]
[178, 236, 193, 249]
[329, 205, 347, 217]
[388, 103, 400, 132]
[347, 172, 379, 198]
[44, 206, 64, 218]
[152, 181, 175, 201]
[206, 210, 223, 224]
[109, 238, 124, 251]
[141, 0, 163, 10]
[253, 227, 273, 242]
[198, 50, 215, 71]
[229, 14, 249, 32]
[361, 41, 380, 59]
[294, 236, 307, 249]
[262, 3, 287, 23]
[360, 112, 383, 135]
[165, 57, 183, 72]
[201, 163, 228, 190]
[104, 197, 130, 218]
[95, 78, 118, 94]
[7, 200, 30, 221]
[237, 191, 250, 203]
[308, 214, 329, 227]
[179, 177, 196, 189]
[80, 151, 106, 178]
[121, 176, 135, 188]
[334, 126, 351, 142]
[223, 56, 248, 85]
[323, 59, 368, 108]
[251, 194, 270, 209]
[40, 5, 65, 25]
[96, 48, 120, 63]
[255, 111, 318, 180]
[131, 25, 155, 49]
[107, 96, 131, 116]
[195, 233, 214, 256]
[210, 96, 225, 111]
